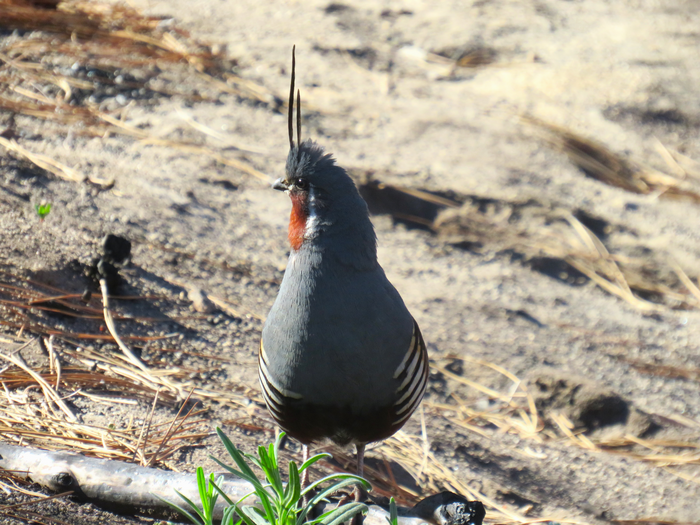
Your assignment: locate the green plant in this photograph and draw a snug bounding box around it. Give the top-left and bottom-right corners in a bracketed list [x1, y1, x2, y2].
[159, 429, 371, 525]
[386, 498, 398, 525]
[158, 466, 229, 525]
[34, 203, 51, 220]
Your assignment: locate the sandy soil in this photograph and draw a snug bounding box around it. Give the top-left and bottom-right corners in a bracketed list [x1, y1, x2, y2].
[1, 0, 700, 523]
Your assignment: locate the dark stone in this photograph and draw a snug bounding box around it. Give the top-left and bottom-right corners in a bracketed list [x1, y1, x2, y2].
[412, 492, 485, 525]
[102, 234, 131, 265]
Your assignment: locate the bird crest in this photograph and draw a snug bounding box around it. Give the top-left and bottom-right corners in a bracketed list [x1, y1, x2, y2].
[288, 45, 302, 161]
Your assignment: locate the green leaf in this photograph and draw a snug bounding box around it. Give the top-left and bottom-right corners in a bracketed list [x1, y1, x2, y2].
[258, 445, 282, 497]
[282, 460, 300, 508]
[301, 473, 371, 499]
[214, 428, 279, 522]
[152, 493, 204, 525]
[222, 506, 239, 525]
[195, 468, 211, 517]
[318, 502, 367, 525]
[258, 445, 271, 469]
[213, 432, 264, 492]
[210, 478, 237, 506]
[273, 431, 286, 461]
[250, 505, 275, 523]
[34, 203, 51, 219]
[288, 461, 301, 506]
[298, 452, 332, 472]
[174, 489, 206, 519]
[297, 477, 367, 525]
[239, 483, 274, 525]
[387, 497, 398, 525]
[210, 457, 255, 485]
[205, 474, 221, 520]
[241, 504, 273, 525]
[233, 504, 260, 525]
[216, 428, 261, 482]
[246, 480, 276, 523]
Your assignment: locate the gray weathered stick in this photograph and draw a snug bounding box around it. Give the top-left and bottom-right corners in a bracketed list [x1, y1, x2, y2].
[0, 444, 483, 524]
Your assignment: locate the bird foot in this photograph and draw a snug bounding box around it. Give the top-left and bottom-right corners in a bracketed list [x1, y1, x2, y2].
[334, 482, 367, 507]
[334, 491, 352, 508]
[353, 483, 368, 503]
[350, 485, 367, 525]
[333, 484, 367, 525]
[351, 514, 365, 525]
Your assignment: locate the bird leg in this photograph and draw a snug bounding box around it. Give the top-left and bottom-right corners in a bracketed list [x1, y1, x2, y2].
[350, 443, 367, 525]
[300, 444, 310, 491]
[353, 443, 367, 502]
[301, 444, 313, 514]
[336, 443, 368, 506]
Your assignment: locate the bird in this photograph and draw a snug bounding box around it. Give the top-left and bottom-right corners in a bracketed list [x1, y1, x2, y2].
[259, 47, 429, 495]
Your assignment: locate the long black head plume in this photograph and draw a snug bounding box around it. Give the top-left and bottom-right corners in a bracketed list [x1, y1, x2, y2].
[287, 46, 303, 161]
[288, 46, 296, 151]
[296, 89, 301, 160]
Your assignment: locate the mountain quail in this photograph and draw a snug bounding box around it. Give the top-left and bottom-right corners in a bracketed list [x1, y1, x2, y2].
[259, 47, 429, 490]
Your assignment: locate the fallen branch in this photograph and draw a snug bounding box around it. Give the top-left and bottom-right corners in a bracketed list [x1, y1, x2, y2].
[0, 444, 483, 525]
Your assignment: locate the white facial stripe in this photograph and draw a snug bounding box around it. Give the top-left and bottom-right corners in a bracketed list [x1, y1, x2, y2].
[304, 185, 319, 237]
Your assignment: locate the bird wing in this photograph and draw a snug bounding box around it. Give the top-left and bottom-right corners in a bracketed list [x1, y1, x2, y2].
[390, 319, 429, 427]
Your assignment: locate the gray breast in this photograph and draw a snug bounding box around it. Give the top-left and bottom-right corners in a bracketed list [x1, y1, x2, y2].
[261, 249, 414, 410]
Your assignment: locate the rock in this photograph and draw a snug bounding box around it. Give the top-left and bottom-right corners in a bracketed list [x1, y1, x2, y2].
[188, 287, 215, 314]
[102, 234, 131, 265]
[412, 492, 485, 525]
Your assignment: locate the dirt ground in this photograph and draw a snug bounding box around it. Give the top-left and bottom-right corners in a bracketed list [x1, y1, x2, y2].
[1, 0, 700, 524]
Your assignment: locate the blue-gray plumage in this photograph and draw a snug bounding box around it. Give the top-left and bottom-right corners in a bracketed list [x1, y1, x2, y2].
[259, 48, 428, 487]
[261, 142, 428, 447]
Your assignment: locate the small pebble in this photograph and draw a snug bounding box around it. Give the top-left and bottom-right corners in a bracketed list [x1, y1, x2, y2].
[188, 287, 215, 313]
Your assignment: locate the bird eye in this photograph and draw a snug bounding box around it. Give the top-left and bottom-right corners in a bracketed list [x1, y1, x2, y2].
[294, 178, 309, 190]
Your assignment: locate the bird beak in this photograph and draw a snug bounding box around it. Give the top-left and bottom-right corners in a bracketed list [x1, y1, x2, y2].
[272, 178, 289, 192]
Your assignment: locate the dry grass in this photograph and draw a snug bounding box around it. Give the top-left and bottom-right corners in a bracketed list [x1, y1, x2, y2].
[0, 267, 253, 403]
[0, 259, 261, 524]
[429, 357, 700, 486]
[0, 0, 271, 183]
[523, 116, 700, 203]
[0, 380, 209, 467]
[0, 330, 216, 468]
[0, 265, 256, 472]
[0, 465, 47, 499]
[434, 197, 699, 312]
[0, 135, 96, 183]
